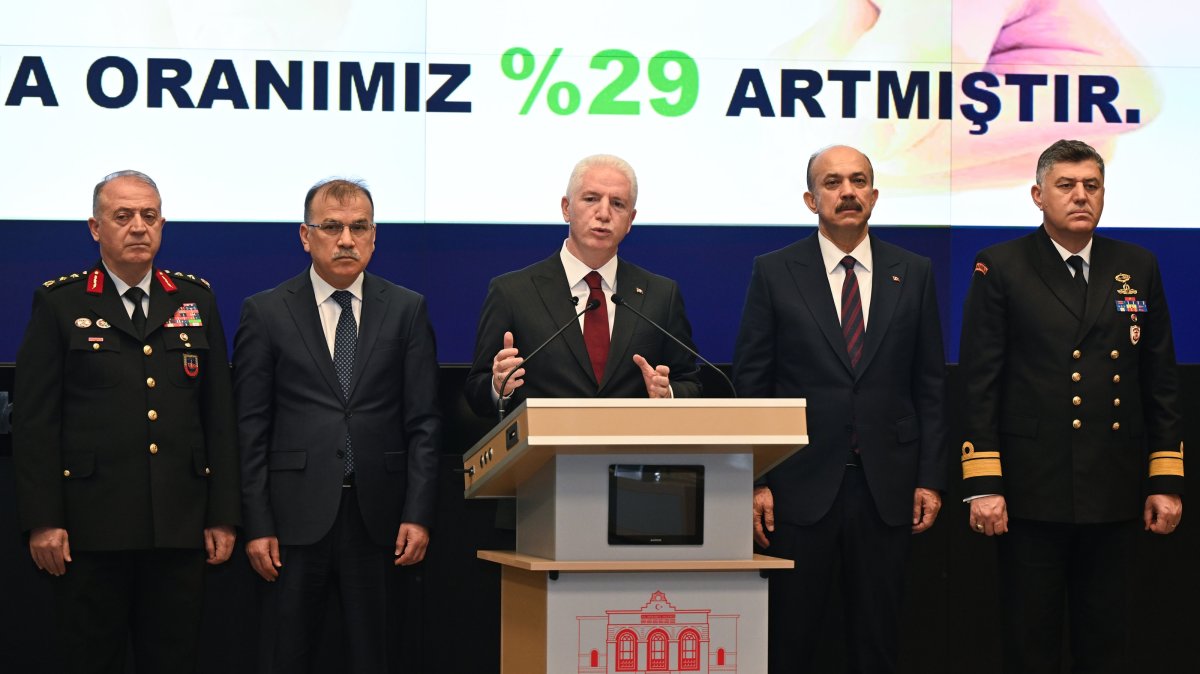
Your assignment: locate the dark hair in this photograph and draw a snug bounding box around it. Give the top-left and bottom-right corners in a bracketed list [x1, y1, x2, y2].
[1036, 140, 1105, 185]
[304, 178, 374, 223]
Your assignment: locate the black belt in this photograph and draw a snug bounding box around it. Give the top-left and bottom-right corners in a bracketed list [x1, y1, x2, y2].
[845, 451, 862, 468]
[342, 472, 356, 488]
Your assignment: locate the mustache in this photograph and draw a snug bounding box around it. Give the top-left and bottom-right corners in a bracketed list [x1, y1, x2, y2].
[835, 199, 863, 212]
[332, 249, 361, 261]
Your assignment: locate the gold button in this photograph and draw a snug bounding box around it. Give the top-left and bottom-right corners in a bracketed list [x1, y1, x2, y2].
[149, 443, 158, 455]
[1112, 374, 1121, 384]
[1112, 422, 1121, 431]
[92, 343, 100, 351]
[146, 377, 156, 388]
[1110, 350, 1119, 360]
[147, 409, 158, 421]
[184, 343, 191, 348]
[1072, 350, 1081, 360]
[1113, 398, 1121, 407]
[204, 467, 212, 476]
[1071, 372, 1081, 382]
[63, 469, 71, 477]
[143, 345, 153, 356]
[1072, 419, 1082, 429]
[1072, 396, 1082, 406]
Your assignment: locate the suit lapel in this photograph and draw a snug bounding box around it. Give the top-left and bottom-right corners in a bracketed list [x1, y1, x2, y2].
[84, 264, 140, 341]
[857, 236, 905, 379]
[281, 269, 344, 401]
[1077, 236, 1116, 343]
[601, 259, 643, 391]
[145, 275, 177, 339]
[786, 234, 853, 374]
[347, 273, 389, 400]
[531, 256, 595, 385]
[1031, 227, 1085, 320]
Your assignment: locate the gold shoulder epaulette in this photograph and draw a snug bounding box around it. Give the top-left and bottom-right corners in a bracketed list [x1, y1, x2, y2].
[41, 270, 92, 290]
[961, 441, 1003, 479]
[1149, 442, 1184, 478]
[160, 269, 213, 290]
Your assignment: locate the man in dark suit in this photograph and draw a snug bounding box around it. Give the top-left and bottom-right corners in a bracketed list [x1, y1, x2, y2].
[12, 170, 240, 674]
[464, 154, 701, 416]
[234, 178, 441, 673]
[960, 139, 1183, 673]
[733, 145, 947, 673]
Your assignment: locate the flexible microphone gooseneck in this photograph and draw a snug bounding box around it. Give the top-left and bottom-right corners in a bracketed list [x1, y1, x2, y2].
[496, 297, 601, 421]
[610, 293, 737, 398]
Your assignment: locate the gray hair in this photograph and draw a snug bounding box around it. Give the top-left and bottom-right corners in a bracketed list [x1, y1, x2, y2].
[1036, 140, 1105, 185]
[92, 170, 160, 217]
[805, 145, 874, 192]
[565, 154, 638, 207]
[304, 178, 374, 224]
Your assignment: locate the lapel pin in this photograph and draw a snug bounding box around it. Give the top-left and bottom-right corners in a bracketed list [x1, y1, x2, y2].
[891, 275, 901, 283]
[74, 318, 92, 328]
[636, 287, 644, 295]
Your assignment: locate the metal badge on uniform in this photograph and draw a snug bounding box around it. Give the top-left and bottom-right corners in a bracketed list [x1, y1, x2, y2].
[179, 332, 189, 342]
[974, 262, 989, 276]
[164, 302, 203, 327]
[636, 287, 644, 295]
[1114, 273, 1138, 295]
[88, 337, 104, 343]
[891, 275, 901, 283]
[74, 317, 92, 328]
[1130, 325, 1142, 346]
[182, 353, 200, 378]
[96, 318, 111, 328]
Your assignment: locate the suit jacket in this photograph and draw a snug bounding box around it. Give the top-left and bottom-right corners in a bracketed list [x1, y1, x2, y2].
[234, 269, 441, 547]
[732, 232, 947, 527]
[13, 264, 240, 550]
[464, 254, 703, 417]
[959, 227, 1184, 523]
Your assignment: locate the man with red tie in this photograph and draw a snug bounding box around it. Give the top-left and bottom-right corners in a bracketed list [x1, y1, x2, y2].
[464, 154, 702, 415]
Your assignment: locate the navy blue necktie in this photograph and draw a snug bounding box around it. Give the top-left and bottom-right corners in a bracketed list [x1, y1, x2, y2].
[331, 290, 357, 475]
[1067, 255, 1087, 313]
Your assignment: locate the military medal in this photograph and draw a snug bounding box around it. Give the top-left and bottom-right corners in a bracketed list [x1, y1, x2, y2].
[74, 317, 92, 328]
[182, 353, 200, 378]
[1114, 273, 1138, 295]
[1130, 325, 1142, 346]
[164, 302, 203, 327]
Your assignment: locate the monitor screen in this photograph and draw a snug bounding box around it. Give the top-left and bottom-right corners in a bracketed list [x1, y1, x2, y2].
[608, 464, 704, 546]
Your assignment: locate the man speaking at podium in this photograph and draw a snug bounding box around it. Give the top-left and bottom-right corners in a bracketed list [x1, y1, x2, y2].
[465, 154, 702, 416]
[733, 145, 947, 673]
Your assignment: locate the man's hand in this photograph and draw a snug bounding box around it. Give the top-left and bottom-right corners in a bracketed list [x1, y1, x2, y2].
[632, 354, 671, 398]
[1144, 494, 1183, 535]
[394, 523, 430, 566]
[29, 527, 71, 576]
[492, 331, 524, 396]
[969, 495, 1009, 536]
[204, 525, 237, 565]
[911, 487, 942, 533]
[246, 536, 282, 581]
[753, 486, 775, 548]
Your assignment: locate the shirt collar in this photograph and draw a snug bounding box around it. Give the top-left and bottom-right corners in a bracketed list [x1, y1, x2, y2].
[559, 240, 618, 290]
[1048, 236, 1094, 267]
[309, 266, 364, 305]
[102, 262, 152, 297]
[817, 231, 872, 275]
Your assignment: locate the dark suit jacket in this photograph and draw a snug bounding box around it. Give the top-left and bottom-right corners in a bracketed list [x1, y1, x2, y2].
[733, 232, 947, 527]
[234, 269, 441, 547]
[959, 227, 1184, 523]
[464, 254, 703, 417]
[13, 263, 240, 550]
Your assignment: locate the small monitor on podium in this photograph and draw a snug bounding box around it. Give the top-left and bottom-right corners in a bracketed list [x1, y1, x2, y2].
[607, 465, 704, 545]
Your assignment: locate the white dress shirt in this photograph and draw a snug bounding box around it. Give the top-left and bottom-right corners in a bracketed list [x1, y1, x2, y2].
[817, 232, 873, 330]
[309, 267, 364, 358]
[104, 264, 152, 320]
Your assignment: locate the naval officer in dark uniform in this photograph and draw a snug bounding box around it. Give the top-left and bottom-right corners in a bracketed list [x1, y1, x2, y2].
[959, 140, 1184, 673]
[12, 170, 240, 674]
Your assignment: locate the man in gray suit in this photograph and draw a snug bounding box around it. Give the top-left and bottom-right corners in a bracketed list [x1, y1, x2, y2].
[234, 178, 441, 673]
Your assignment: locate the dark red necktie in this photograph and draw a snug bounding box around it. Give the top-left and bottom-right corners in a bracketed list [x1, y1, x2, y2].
[840, 256, 864, 368]
[583, 271, 609, 385]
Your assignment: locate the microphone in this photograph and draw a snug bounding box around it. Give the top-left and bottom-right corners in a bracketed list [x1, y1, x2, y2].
[610, 293, 737, 398]
[497, 296, 600, 421]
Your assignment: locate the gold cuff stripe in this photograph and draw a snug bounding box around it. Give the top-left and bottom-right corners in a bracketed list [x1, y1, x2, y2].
[1149, 451, 1184, 478]
[962, 452, 1003, 479]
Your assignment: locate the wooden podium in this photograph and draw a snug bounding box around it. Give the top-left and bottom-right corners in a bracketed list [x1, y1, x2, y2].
[463, 399, 807, 673]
